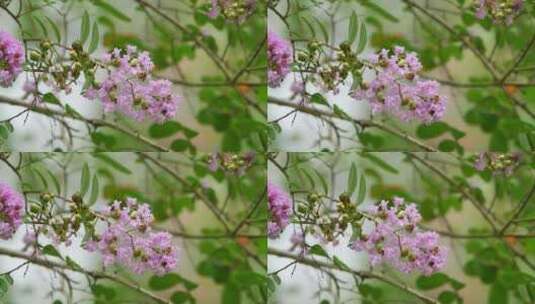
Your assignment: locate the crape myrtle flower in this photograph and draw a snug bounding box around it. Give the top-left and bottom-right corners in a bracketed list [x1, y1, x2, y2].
[208, 0, 256, 23]
[268, 30, 293, 88]
[268, 181, 292, 239]
[353, 46, 447, 123]
[0, 182, 24, 240]
[475, 0, 524, 24]
[474, 152, 522, 175]
[351, 197, 447, 275]
[84, 45, 180, 122]
[84, 197, 178, 275]
[0, 31, 24, 87]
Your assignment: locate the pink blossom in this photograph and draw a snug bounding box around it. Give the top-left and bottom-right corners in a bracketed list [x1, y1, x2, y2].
[0, 183, 24, 239]
[89, 197, 178, 275]
[268, 181, 292, 238]
[84, 45, 180, 122]
[268, 31, 293, 88]
[351, 197, 447, 275]
[353, 46, 447, 123]
[0, 31, 24, 87]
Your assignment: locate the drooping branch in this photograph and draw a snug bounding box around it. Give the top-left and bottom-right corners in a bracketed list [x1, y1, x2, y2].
[268, 248, 438, 304]
[0, 246, 170, 304]
[269, 96, 438, 152]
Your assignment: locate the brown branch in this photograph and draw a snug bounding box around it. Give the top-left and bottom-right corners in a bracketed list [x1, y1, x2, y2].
[269, 97, 438, 152]
[0, 246, 170, 304]
[0, 95, 168, 152]
[268, 248, 438, 304]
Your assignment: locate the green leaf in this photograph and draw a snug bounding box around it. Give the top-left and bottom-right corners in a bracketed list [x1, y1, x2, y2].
[356, 21, 367, 54]
[91, 284, 116, 300]
[222, 283, 240, 304]
[80, 11, 90, 44]
[333, 256, 351, 271]
[94, 153, 132, 175]
[42, 244, 62, 259]
[170, 139, 190, 152]
[149, 273, 182, 290]
[80, 163, 90, 197]
[361, 153, 399, 174]
[88, 22, 100, 53]
[416, 273, 450, 290]
[92, 0, 132, 22]
[309, 244, 329, 258]
[357, 173, 366, 204]
[44, 16, 61, 42]
[149, 121, 182, 138]
[0, 274, 13, 297]
[42, 93, 62, 106]
[488, 283, 508, 304]
[416, 122, 449, 139]
[347, 12, 359, 44]
[45, 168, 61, 194]
[438, 291, 458, 304]
[88, 174, 99, 205]
[347, 163, 358, 196]
[438, 139, 457, 152]
[310, 93, 330, 107]
[357, 0, 399, 22]
[171, 291, 192, 304]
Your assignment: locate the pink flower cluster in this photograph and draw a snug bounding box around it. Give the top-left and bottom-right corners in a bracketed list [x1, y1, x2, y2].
[353, 46, 447, 123]
[474, 152, 521, 175]
[0, 31, 24, 87]
[351, 197, 447, 275]
[475, 0, 523, 24]
[208, 0, 256, 23]
[85, 197, 178, 275]
[0, 183, 24, 240]
[268, 31, 293, 88]
[268, 181, 292, 239]
[84, 46, 180, 122]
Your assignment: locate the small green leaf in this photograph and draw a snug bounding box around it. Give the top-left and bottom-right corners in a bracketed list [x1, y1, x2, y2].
[170, 139, 189, 152]
[80, 11, 90, 44]
[88, 174, 99, 205]
[149, 273, 181, 290]
[42, 93, 62, 106]
[92, 0, 132, 22]
[357, 173, 366, 204]
[42, 244, 62, 259]
[93, 153, 132, 175]
[347, 12, 359, 44]
[347, 163, 358, 196]
[45, 16, 61, 42]
[88, 22, 100, 53]
[149, 121, 182, 138]
[309, 244, 329, 258]
[333, 256, 351, 271]
[356, 22, 367, 54]
[310, 93, 329, 107]
[416, 122, 449, 139]
[80, 163, 90, 197]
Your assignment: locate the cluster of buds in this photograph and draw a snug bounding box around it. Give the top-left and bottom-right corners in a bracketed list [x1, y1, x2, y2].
[207, 152, 255, 175]
[27, 40, 97, 95]
[208, 0, 256, 23]
[27, 192, 97, 246]
[475, 0, 524, 24]
[474, 152, 522, 175]
[295, 41, 364, 94]
[295, 192, 363, 244]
